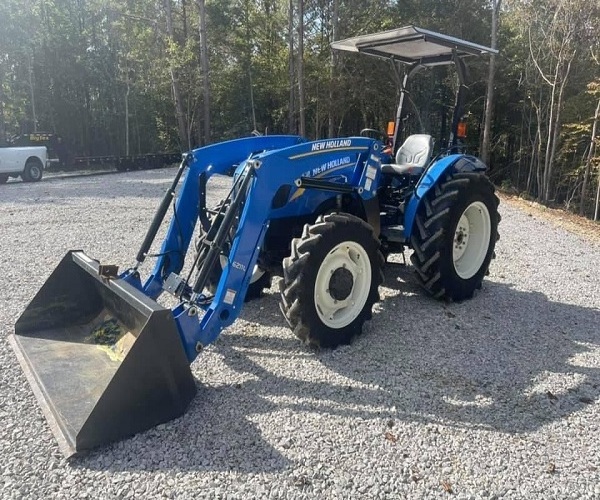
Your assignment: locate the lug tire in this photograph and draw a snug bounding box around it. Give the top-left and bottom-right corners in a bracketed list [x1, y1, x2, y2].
[410, 172, 500, 301]
[206, 265, 271, 301]
[22, 159, 43, 182]
[280, 213, 384, 348]
[194, 234, 271, 301]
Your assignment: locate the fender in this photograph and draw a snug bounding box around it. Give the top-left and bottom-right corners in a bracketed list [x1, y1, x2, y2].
[403, 154, 488, 240]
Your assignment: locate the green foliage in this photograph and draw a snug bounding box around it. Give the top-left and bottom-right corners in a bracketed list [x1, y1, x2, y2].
[0, 0, 598, 218]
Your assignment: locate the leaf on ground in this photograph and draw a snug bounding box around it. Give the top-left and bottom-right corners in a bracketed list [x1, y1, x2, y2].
[546, 462, 556, 474]
[384, 431, 398, 443]
[441, 480, 453, 493]
[546, 391, 558, 401]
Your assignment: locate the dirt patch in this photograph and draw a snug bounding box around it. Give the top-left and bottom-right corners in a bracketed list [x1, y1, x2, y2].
[86, 315, 136, 362]
[499, 192, 600, 245]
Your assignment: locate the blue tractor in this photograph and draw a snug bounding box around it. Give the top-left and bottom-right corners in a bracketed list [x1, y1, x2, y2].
[10, 27, 500, 456]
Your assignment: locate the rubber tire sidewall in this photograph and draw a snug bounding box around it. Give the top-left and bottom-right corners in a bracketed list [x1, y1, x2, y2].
[282, 214, 382, 348]
[437, 180, 497, 299]
[410, 172, 499, 301]
[23, 159, 43, 182]
[194, 233, 271, 301]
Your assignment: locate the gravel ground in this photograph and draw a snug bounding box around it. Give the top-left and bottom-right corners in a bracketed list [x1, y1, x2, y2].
[1, 168, 599, 499]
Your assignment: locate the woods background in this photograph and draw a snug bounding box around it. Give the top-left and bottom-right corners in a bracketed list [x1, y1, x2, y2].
[0, 0, 598, 218]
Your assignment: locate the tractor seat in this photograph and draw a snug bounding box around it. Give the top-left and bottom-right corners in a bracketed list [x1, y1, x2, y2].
[381, 134, 434, 176]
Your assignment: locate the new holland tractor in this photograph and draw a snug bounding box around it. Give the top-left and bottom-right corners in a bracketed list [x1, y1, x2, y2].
[10, 26, 500, 456]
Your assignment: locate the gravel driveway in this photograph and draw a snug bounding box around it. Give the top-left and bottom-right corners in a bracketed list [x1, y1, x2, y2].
[1, 168, 599, 499]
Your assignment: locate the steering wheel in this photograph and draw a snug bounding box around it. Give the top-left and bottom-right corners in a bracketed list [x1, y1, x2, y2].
[360, 128, 388, 142]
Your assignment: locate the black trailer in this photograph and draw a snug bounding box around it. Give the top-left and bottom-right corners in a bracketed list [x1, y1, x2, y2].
[67, 152, 182, 172]
[10, 133, 181, 172]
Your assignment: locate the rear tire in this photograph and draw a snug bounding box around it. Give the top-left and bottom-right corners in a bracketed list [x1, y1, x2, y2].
[410, 172, 500, 301]
[22, 158, 43, 182]
[280, 213, 384, 348]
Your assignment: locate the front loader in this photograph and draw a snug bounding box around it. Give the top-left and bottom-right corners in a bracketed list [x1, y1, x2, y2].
[10, 26, 500, 457]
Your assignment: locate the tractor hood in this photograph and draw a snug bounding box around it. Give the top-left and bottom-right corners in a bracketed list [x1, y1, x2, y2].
[331, 25, 497, 66]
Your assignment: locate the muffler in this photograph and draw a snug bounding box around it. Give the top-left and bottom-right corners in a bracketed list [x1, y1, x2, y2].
[9, 251, 197, 457]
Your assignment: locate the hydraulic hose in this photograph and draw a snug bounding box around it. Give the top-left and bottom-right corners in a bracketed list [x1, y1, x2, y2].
[135, 154, 190, 265]
[191, 163, 256, 295]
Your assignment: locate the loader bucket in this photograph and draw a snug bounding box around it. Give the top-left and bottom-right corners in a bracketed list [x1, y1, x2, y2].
[9, 251, 197, 458]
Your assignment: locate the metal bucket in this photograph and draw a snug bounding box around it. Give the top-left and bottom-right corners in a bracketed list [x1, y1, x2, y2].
[9, 251, 197, 457]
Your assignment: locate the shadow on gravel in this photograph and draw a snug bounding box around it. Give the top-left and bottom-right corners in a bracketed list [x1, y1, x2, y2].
[328, 262, 600, 435]
[72, 263, 599, 473]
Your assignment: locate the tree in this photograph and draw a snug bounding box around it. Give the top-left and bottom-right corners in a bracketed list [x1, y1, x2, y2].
[164, 0, 188, 148]
[519, 0, 596, 202]
[480, 0, 502, 165]
[297, 0, 305, 137]
[288, 0, 295, 133]
[197, 0, 210, 144]
[328, 0, 338, 138]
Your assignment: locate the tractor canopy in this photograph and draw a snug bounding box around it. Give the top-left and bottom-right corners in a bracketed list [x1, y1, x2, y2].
[332, 26, 497, 152]
[331, 25, 497, 66]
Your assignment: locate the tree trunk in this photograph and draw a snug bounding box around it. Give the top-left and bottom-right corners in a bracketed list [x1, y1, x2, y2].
[28, 52, 38, 133]
[249, 64, 257, 132]
[544, 56, 574, 202]
[125, 74, 130, 156]
[580, 97, 600, 215]
[328, 0, 338, 138]
[481, 0, 502, 165]
[297, 0, 305, 137]
[542, 85, 557, 200]
[288, 0, 295, 133]
[164, 0, 187, 148]
[595, 165, 600, 221]
[0, 65, 6, 145]
[182, 0, 188, 39]
[197, 0, 210, 144]
[534, 99, 543, 198]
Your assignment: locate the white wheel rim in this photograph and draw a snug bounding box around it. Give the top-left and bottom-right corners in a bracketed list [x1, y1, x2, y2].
[452, 201, 491, 279]
[314, 241, 372, 329]
[29, 165, 41, 180]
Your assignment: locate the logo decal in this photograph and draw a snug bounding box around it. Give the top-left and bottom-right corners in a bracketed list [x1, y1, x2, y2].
[311, 139, 352, 152]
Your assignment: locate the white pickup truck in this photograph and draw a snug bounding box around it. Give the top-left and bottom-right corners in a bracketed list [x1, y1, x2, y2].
[0, 146, 47, 184]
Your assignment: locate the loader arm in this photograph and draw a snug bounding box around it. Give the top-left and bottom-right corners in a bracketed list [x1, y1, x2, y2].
[159, 137, 384, 361]
[131, 135, 306, 299]
[10, 135, 382, 457]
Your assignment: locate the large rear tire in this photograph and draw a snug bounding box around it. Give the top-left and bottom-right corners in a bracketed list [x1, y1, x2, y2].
[280, 213, 384, 348]
[410, 172, 500, 301]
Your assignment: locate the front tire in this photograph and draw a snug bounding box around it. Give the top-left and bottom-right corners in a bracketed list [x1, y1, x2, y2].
[194, 234, 271, 301]
[22, 159, 43, 182]
[280, 213, 384, 348]
[410, 172, 500, 301]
